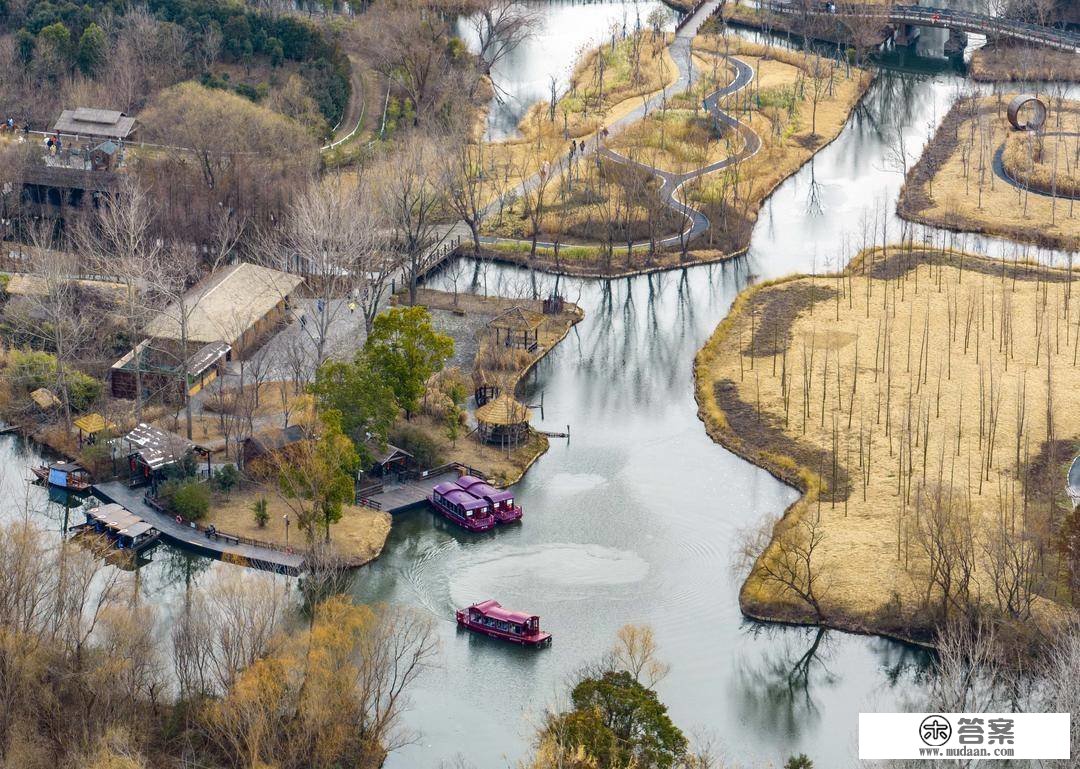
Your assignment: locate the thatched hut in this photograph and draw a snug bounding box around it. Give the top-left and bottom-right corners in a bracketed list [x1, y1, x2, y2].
[475, 394, 531, 448]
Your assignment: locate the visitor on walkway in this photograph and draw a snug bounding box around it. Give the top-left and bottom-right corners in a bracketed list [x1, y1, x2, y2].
[348, 301, 356, 314]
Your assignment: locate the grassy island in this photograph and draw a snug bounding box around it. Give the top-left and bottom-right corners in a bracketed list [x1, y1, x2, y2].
[899, 95, 1080, 253]
[696, 246, 1080, 644]
[400, 288, 583, 487]
[480, 36, 871, 276]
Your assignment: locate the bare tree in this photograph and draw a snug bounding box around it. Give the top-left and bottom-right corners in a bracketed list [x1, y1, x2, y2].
[743, 510, 831, 620]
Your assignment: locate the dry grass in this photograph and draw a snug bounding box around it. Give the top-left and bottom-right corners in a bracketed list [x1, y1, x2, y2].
[1002, 129, 1080, 200]
[406, 413, 550, 487]
[479, 32, 679, 208]
[969, 44, 1080, 83]
[899, 95, 1080, 252]
[696, 246, 1080, 638]
[206, 485, 391, 565]
[485, 36, 870, 261]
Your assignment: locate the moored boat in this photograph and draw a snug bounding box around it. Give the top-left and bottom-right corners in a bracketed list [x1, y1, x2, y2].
[455, 599, 552, 647]
[32, 460, 93, 492]
[456, 475, 522, 523]
[429, 482, 496, 532]
[71, 502, 161, 555]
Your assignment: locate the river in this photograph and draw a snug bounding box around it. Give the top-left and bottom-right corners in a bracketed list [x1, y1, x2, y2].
[1, 2, 1073, 768]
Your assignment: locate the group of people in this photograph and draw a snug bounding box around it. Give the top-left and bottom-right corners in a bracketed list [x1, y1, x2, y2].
[1, 117, 29, 135]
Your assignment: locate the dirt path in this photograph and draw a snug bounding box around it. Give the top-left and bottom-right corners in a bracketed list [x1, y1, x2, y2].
[322, 55, 367, 151]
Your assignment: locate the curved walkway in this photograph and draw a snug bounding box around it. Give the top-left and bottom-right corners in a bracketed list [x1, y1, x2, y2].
[992, 132, 1080, 202]
[322, 55, 367, 152]
[480, 0, 761, 252]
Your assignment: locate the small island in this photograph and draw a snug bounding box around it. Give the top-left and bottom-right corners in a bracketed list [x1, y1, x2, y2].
[696, 246, 1079, 643]
[899, 94, 1080, 253]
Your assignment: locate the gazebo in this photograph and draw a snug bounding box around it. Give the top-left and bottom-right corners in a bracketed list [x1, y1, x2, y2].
[475, 394, 532, 448]
[73, 412, 117, 447]
[488, 306, 544, 352]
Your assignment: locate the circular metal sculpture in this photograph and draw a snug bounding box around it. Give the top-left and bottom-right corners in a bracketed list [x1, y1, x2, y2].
[1007, 94, 1047, 131]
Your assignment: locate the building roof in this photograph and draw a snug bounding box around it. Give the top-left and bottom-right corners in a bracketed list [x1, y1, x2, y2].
[475, 394, 531, 426]
[489, 305, 544, 332]
[245, 425, 307, 457]
[122, 423, 200, 470]
[142, 262, 304, 347]
[93, 140, 119, 155]
[6, 273, 126, 303]
[365, 438, 412, 466]
[53, 108, 137, 139]
[74, 413, 116, 435]
[30, 387, 60, 409]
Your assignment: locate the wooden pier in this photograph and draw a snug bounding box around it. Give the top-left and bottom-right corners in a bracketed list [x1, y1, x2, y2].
[94, 481, 305, 575]
[357, 469, 460, 513]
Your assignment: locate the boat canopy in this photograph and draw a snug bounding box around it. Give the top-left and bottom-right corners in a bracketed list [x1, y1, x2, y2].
[86, 503, 155, 539]
[470, 599, 534, 625]
[457, 476, 512, 504]
[439, 487, 488, 511]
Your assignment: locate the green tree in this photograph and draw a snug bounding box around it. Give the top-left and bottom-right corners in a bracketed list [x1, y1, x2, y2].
[252, 496, 269, 527]
[76, 22, 106, 76]
[160, 478, 211, 520]
[274, 412, 359, 542]
[785, 755, 814, 769]
[546, 670, 687, 769]
[363, 306, 453, 418]
[214, 463, 239, 496]
[36, 22, 72, 72]
[310, 357, 398, 461]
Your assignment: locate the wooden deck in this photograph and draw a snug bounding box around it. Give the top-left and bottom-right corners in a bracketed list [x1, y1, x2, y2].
[94, 481, 305, 575]
[359, 470, 459, 513]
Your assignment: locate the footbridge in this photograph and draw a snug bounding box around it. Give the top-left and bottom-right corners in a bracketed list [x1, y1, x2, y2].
[754, 2, 1080, 53]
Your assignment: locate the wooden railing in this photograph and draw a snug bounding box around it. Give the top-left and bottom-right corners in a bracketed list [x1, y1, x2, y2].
[148, 491, 307, 558]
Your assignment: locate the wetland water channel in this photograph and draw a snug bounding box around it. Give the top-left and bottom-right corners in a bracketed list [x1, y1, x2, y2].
[3, 2, 1075, 767]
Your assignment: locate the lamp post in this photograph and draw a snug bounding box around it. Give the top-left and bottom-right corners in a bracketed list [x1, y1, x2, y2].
[284, 514, 290, 548]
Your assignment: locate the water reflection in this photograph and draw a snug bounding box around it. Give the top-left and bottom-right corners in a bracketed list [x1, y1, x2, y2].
[456, 0, 677, 139]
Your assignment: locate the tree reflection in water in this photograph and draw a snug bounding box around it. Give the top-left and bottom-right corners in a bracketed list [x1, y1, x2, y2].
[733, 624, 837, 739]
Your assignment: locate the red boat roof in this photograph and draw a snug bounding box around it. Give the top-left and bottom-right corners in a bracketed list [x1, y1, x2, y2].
[470, 599, 535, 624]
[456, 476, 513, 503]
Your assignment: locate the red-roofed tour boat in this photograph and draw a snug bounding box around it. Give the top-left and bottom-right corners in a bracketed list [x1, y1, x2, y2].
[429, 481, 496, 532]
[456, 475, 523, 523]
[456, 600, 552, 647]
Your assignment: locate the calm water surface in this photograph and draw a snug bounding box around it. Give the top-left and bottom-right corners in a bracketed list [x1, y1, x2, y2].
[3, 4, 1075, 769]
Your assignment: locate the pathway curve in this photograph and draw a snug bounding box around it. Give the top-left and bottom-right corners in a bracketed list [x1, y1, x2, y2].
[322, 54, 367, 152]
[480, 0, 762, 252]
[992, 132, 1080, 202]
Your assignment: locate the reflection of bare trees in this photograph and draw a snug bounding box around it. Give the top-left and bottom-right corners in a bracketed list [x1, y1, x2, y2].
[733, 625, 837, 737]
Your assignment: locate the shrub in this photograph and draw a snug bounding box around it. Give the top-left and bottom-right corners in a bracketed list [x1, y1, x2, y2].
[77, 441, 112, 478]
[160, 478, 210, 521]
[389, 424, 442, 469]
[252, 496, 269, 527]
[214, 463, 239, 495]
[6, 349, 102, 411]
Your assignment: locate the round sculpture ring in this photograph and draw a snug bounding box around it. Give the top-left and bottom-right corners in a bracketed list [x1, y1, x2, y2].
[1007, 94, 1047, 131]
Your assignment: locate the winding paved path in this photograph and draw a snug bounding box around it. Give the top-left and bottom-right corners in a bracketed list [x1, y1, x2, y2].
[992, 132, 1080, 202]
[481, 0, 762, 252]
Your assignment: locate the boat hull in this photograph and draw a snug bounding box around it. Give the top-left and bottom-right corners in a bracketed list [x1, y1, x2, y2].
[428, 496, 496, 532]
[455, 611, 552, 647]
[492, 505, 523, 524]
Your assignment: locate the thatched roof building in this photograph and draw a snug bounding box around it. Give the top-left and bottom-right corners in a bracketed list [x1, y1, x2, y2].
[488, 306, 544, 352]
[142, 262, 303, 354]
[53, 108, 137, 140]
[475, 394, 531, 447]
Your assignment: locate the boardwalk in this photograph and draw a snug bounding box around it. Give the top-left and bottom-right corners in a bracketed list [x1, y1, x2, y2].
[479, 0, 757, 252]
[359, 470, 459, 513]
[94, 480, 305, 575]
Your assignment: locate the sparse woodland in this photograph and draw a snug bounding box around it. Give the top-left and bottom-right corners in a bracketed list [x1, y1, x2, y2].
[698, 243, 1080, 649]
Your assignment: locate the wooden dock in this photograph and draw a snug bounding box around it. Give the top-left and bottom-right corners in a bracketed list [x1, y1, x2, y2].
[358, 470, 460, 513]
[94, 481, 305, 575]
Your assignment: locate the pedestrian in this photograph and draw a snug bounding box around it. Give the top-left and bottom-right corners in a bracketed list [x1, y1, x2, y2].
[348, 301, 356, 314]
[299, 314, 306, 328]
[317, 298, 325, 313]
